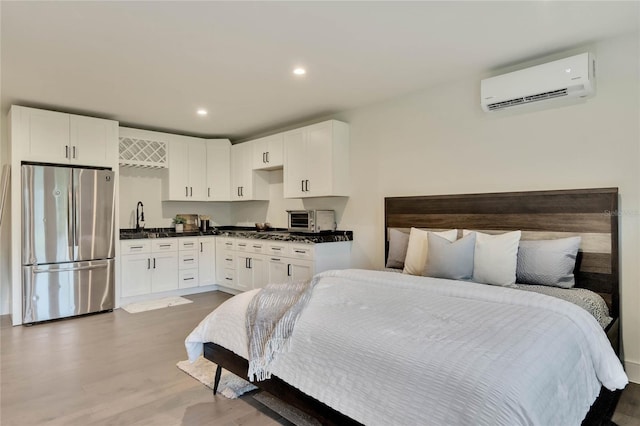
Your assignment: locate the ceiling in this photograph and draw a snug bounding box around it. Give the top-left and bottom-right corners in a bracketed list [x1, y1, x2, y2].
[2, 1, 638, 141]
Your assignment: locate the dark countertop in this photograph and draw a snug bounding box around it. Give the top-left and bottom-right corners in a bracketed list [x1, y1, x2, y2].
[120, 227, 353, 244]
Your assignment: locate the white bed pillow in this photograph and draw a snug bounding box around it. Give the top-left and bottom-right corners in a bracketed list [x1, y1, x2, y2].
[466, 230, 522, 286]
[402, 228, 457, 275]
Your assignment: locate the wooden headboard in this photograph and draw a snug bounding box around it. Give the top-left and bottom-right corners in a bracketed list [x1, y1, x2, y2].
[384, 188, 619, 318]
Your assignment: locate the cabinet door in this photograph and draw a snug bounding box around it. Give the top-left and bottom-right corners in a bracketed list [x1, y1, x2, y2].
[230, 144, 245, 200]
[283, 129, 306, 198]
[188, 141, 207, 200]
[251, 256, 268, 289]
[251, 138, 268, 170]
[205, 139, 231, 200]
[167, 138, 190, 200]
[20, 107, 71, 163]
[70, 115, 116, 167]
[305, 122, 333, 197]
[267, 256, 290, 285]
[252, 134, 283, 170]
[198, 237, 216, 286]
[289, 258, 314, 282]
[121, 254, 151, 297]
[236, 254, 254, 291]
[151, 253, 178, 293]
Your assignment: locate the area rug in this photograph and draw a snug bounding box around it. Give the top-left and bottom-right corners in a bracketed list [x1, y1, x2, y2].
[176, 356, 257, 399]
[121, 296, 193, 313]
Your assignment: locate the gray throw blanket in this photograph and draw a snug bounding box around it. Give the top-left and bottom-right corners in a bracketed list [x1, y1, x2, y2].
[246, 277, 319, 381]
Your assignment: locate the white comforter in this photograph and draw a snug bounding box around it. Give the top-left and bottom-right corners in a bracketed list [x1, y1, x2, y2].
[185, 269, 628, 426]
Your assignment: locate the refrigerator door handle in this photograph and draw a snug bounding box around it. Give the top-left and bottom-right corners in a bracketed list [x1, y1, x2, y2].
[68, 177, 75, 257]
[32, 263, 108, 274]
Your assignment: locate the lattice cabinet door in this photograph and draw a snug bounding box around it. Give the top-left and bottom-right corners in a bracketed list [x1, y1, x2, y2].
[119, 136, 168, 168]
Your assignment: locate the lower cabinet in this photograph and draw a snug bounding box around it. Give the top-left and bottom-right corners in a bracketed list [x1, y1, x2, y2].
[198, 236, 217, 286]
[120, 239, 179, 297]
[216, 238, 351, 293]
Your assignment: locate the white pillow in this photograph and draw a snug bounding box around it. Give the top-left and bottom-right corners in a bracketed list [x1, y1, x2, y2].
[402, 228, 457, 275]
[467, 230, 522, 286]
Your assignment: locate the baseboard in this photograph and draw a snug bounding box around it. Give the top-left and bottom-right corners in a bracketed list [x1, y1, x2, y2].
[624, 360, 640, 384]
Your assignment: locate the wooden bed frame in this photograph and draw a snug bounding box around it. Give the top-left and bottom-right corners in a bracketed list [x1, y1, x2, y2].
[205, 187, 623, 426]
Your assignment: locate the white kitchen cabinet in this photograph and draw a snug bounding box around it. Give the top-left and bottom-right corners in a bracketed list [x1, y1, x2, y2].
[283, 120, 350, 198]
[198, 236, 216, 286]
[231, 143, 269, 201]
[164, 136, 207, 201]
[205, 139, 231, 201]
[120, 239, 179, 297]
[178, 238, 199, 289]
[216, 237, 351, 293]
[121, 252, 152, 297]
[216, 237, 237, 290]
[11, 105, 118, 167]
[252, 134, 284, 170]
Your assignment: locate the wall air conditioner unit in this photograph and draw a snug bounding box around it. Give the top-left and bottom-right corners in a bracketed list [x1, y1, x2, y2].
[481, 52, 595, 112]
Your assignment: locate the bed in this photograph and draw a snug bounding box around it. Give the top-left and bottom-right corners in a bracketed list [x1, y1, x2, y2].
[185, 187, 627, 425]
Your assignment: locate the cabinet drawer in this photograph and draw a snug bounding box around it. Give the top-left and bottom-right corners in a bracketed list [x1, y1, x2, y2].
[179, 251, 199, 269]
[151, 238, 178, 252]
[288, 244, 314, 259]
[235, 240, 250, 252]
[267, 242, 287, 255]
[217, 238, 236, 250]
[248, 240, 266, 254]
[178, 238, 198, 251]
[221, 268, 236, 287]
[221, 252, 236, 269]
[121, 240, 151, 255]
[179, 269, 198, 288]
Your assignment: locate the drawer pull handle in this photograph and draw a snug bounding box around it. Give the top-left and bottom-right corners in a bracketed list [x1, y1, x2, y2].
[225, 242, 232, 246]
[184, 277, 194, 281]
[184, 258, 194, 261]
[271, 258, 281, 261]
[225, 277, 232, 281]
[160, 244, 171, 247]
[131, 245, 144, 249]
[252, 245, 261, 249]
[184, 243, 194, 246]
[294, 250, 306, 254]
[225, 258, 232, 261]
[271, 247, 282, 251]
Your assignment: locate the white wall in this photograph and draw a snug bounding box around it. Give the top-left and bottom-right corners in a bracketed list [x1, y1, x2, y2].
[330, 34, 640, 380]
[119, 167, 232, 228]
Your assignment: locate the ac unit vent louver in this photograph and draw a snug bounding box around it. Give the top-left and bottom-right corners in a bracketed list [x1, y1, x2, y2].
[481, 53, 594, 112]
[487, 88, 568, 111]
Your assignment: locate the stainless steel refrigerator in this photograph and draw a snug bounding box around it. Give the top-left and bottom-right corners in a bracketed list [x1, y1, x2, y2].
[22, 164, 115, 323]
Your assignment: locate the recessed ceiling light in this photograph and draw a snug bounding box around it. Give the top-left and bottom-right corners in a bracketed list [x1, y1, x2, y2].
[293, 68, 306, 76]
[197, 109, 208, 116]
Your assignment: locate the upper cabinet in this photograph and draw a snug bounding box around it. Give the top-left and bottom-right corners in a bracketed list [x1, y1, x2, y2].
[205, 139, 231, 201]
[11, 105, 118, 168]
[283, 120, 350, 198]
[231, 143, 269, 201]
[164, 135, 207, 201]
[252, 134, 283, 170]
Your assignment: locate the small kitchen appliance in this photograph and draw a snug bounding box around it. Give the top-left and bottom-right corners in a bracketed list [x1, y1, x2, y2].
[287, 210, 336, 233]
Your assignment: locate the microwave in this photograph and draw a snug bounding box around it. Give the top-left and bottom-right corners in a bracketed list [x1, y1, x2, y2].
[287, 210, 336, 233]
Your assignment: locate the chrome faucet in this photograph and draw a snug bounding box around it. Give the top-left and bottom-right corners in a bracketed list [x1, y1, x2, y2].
[136, 201, 145, 232]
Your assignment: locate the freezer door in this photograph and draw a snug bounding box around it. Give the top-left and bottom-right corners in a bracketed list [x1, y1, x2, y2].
[73, 168, 115, 261]
[22, 259, 114, 323]
[22, 165, 74, 265]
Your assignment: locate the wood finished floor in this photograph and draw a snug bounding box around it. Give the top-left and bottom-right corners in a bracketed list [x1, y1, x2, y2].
[1, 290, 639, 426]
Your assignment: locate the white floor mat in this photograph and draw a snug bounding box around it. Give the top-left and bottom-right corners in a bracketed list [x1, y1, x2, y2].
[121, 296, 193, 313]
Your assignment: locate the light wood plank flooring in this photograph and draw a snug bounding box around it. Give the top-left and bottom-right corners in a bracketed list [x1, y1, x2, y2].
[1, 291, 639, 426]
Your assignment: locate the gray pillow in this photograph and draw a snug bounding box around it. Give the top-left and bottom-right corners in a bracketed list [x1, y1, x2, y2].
[424, 232, 475, 280]
[385, 229, 410, 269]
[516, 237, 581, 288]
